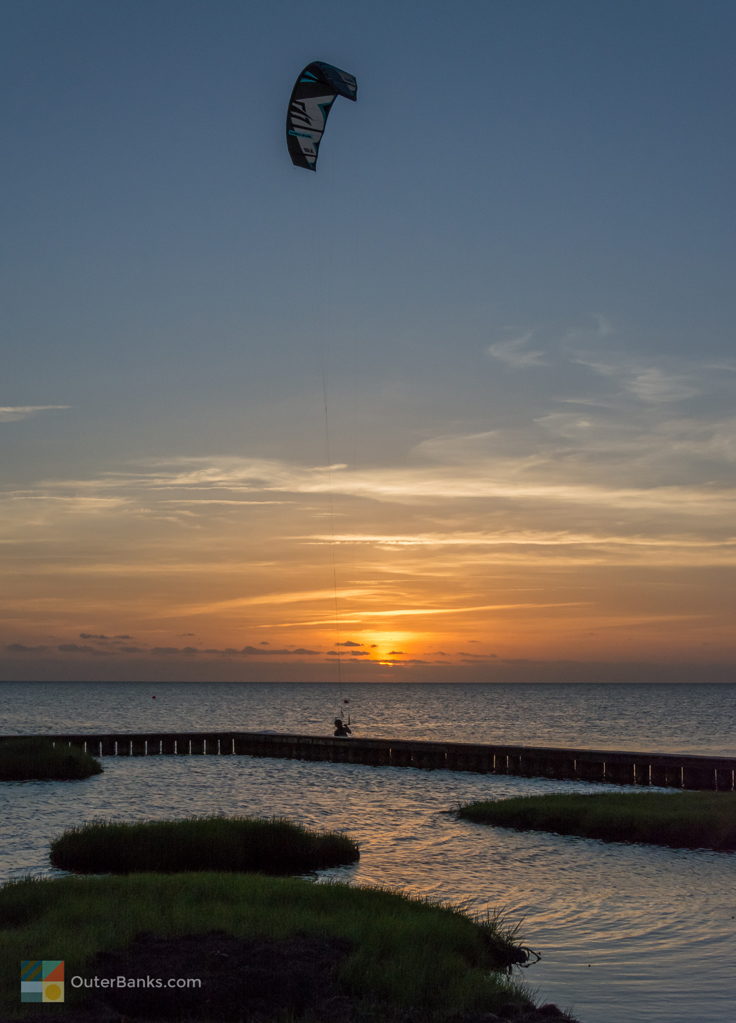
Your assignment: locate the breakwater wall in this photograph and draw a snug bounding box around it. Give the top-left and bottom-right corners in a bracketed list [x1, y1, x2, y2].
[11, 731, 736, 791]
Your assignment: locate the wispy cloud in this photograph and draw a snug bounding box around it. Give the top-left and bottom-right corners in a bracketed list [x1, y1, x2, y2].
[566, 343, 715, 406]
[5, 444, 736, 530]
[342, 600, 589, 619]
[486, 331, 547, 368]
[300, 529, 736, 550]
[178, 587, 381, 616]
[0, 405, 71, 422]
[265, 601, 590, 629]
[626, 366, 700, 403]
[569, 355, 701, 403]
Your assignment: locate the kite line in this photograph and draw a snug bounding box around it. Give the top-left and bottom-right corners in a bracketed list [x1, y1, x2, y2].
[287, 59, 358, 718]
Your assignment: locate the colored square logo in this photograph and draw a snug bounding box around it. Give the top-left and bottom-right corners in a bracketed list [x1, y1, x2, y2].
[21, 961, 64, 1003]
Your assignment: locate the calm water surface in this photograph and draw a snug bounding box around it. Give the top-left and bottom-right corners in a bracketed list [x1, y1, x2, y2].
[1, 682, 735, 1023]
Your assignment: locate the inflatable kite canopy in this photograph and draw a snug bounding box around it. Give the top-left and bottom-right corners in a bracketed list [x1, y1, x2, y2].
[286, 61, 357, 170]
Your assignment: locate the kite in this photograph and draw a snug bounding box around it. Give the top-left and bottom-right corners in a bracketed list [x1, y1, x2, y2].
[286, 61, 357, 171]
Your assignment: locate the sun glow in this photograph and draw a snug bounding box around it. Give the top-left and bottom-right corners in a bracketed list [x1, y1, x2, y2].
[358, 630, 418, 662]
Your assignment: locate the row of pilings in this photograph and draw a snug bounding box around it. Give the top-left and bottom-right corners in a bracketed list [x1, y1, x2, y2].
[13, 731, 736, 791]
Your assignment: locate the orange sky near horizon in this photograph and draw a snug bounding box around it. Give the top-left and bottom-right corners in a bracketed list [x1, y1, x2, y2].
[2, 440, 734, 682]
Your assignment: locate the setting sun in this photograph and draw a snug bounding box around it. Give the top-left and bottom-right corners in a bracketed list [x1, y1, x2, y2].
[359, 631, 418, 662]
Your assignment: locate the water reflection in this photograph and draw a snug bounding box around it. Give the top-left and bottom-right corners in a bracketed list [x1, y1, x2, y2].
[2, 755, 734, 1023]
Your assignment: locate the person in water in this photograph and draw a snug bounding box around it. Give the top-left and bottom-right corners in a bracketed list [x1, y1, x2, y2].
[333, 717, 352, 737]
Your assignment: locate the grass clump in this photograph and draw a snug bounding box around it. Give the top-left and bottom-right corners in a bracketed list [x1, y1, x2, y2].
[458, 790, 736, 850]
[0, 873, 545, 1021]
[49, 816, 360, 874]
[0, 738, 102, 781]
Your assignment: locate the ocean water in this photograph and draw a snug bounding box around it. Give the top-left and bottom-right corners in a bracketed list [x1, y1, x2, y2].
[1, 681, 735, 1023]
[2, 680, 735, 755]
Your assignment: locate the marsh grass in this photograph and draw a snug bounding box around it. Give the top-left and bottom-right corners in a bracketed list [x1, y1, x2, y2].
[49, 816, 360, 874]
[0, 738, 102, 781]
[0, 874, 535, 1020]
[458, 791, 736, 850]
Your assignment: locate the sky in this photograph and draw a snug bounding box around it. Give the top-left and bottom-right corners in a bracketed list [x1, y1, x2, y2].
[1, 0, 735, 683]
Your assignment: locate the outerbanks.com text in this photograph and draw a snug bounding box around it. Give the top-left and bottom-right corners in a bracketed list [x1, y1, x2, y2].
[71, 975, 202, 990]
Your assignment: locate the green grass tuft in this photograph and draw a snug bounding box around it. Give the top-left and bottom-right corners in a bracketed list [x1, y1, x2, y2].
[0, 738, 102, 781]
[49, 816, 360, 874]
[457, 790, 736, 850]
[0, 874, 541, 1021]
